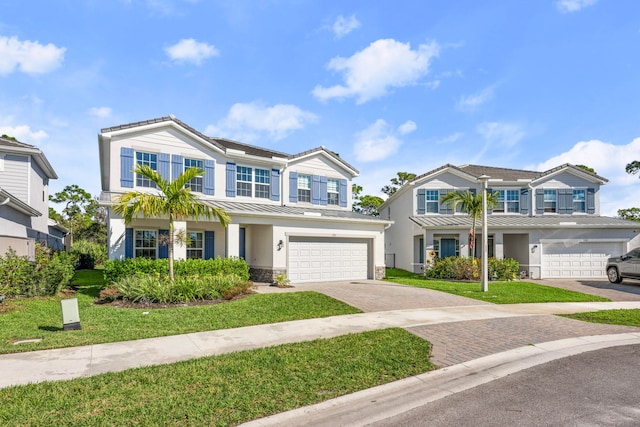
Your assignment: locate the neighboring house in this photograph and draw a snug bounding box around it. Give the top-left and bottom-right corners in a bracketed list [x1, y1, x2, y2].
[380, 164, 640, 279]
[98, 116, 389, 283]
[0, 136, 60, 259]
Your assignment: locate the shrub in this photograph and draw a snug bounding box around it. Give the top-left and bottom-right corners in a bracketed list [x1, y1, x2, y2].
[0, 245, 75, 297]
[103, 257, 250, 283]
[424, 256, 519, 281]
[113, 273, 253, 304]
[71, 240, 107, 269]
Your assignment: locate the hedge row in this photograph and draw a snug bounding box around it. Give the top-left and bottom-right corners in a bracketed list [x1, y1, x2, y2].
[424, 257, 519, 281]
[103, 257, 250, 283]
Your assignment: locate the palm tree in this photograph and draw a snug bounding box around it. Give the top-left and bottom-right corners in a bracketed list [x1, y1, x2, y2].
[113, 164, 231, 280]
[440, 190, 499, 259]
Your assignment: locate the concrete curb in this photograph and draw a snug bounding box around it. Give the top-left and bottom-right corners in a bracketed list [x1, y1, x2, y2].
[242, 333, 640, 426]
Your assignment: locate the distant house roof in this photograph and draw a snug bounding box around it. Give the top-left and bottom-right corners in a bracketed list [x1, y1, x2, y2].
[409, 215, 638, 229]
[100, 115, 358, 173]
[0, 137, 58, 179]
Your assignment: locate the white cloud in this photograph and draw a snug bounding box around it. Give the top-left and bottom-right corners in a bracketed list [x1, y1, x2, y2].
[0, 124, 48, 145]
[88, 107, 112, 118]
[435, 132, 464, 145]
[476, 122, 524, 148]
[0, 36, 65, 75]
[313, 38, 440, 104]
[398, 120, 417, 135]
[354, 119, 406, 162]
[532, 138, 640, 216]
[332, 15, 361, 38]
[556, 0, 598, 13]
[164, 38, 219, 65]
[205, 101, 318, 142]
[457, 86, 494, 111]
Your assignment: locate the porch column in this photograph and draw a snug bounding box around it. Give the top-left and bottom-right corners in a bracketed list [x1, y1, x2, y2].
[494, 231, 504, 259]
[226, 223, 240, 258]
[459, 230, 470, 258]
[173, 220, 187, 260]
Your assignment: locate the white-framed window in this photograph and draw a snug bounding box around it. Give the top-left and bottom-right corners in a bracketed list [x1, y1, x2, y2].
[573, 189, 586, 213]
[237, 166, 252, 197]
[426, 190, 439, 213]
[494, 189, 520, 213]
[136, 152, 157, 188]
[255, 168, 270, 199]
[186, 231, 204, 259]
[135, 230, 157, 258]
[298, 174, 311, 203]
[327, 178, 340, 205]
[184, 158, 203, 193]
[544, 190, 557, 213]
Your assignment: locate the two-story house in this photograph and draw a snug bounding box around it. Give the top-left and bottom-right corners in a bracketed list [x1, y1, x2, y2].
[380, 164, 640, 279]
[98, 116, 389, 283]
[0, 136, 61, 259]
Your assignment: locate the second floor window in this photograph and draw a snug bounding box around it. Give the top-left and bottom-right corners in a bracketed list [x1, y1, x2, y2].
[255, 168, 270, 199]
[298, 174, 311, 203]
[544, 190, 557, 213]
[136, 152, 157, 188]
[426, 190, 439, 213]
[573, 189, 586, 213]
[237, 166, 252, 197]
[184, 158, 203, 192]
[494, 189, 520, 213]
[327, 178, 339, 205]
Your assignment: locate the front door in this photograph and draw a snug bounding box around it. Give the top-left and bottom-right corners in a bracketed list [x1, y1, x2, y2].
[441, 238, 457, 258]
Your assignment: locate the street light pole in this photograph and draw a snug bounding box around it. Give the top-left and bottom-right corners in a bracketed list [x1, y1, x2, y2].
[478, 175, 490, 292]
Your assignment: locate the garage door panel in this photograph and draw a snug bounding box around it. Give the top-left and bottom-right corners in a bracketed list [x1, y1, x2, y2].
[542, 242, 623, 278]
[289, 238, 369, 283]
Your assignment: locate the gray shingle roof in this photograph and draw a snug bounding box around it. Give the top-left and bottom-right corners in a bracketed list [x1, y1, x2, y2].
[409, 215, 640, 229]
[458, 164, 542, 181]
[0, 137, 36, 150]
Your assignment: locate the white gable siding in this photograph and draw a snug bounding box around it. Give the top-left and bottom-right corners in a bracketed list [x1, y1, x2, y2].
[28, 160, 49, 234]
[416, 172, 477, 191]
[0, 154, 29, 202]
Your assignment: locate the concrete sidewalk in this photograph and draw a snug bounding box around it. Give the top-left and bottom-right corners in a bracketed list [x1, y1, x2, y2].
[2, 300, 640, 389]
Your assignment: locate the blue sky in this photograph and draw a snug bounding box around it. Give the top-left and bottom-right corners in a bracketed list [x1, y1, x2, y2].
[1, 0, 639, 216]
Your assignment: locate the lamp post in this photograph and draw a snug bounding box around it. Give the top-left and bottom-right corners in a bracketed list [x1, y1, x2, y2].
[478, 175, 490, 292]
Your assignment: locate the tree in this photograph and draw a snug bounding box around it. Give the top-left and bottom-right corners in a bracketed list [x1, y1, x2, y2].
[49, 184, 97, 245]
[618, 208, 640, 222]
[358, 195, 384, 216]
[440, 190, 499, 259]
[352, 183, 363, 212]
[626, 160, 640, 176]
[381, 172, 416, 197]
[575, 164, 596, 174]
[113, 164, 231, 281]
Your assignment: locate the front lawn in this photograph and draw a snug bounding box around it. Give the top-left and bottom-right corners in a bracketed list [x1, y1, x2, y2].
[561, 309, 640, 326]
[0, 270, 361, 354]
[385, 268, 610, 304]
[0, 328, 435, 426]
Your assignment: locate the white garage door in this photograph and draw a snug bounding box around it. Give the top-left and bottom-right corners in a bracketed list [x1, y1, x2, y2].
[288, 237, 369, 283]
[542, 242, 624, 278]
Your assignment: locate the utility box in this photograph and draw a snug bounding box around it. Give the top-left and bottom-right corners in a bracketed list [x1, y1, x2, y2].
[61, 298, 81, 330]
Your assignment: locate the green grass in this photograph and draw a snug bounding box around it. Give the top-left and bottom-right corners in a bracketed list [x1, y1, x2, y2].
[0, 328, 435, 426]
[0, 270, 361, 354]
[385, 268, 610, 304]
[561, 309, 640, 326]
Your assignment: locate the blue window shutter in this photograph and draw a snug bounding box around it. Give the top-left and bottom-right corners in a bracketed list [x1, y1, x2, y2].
[319, 176, 328, 206]
[339, 179, 347, 207]
[289, 171, 298, 203]
[535, 189, 544, 214]
[158, 153, 170, 182]
[158, 229, 169, 259]
[120, 147, 134, 188]
[520, 188, 529, 214]
[239, 228, 246, 259]
[470, 188, 477, 196]
[312, 175, 321, 205]
[204, 160, 215, 195]
[558, 189, 572, 214]
[417, 189, 426, 214]
[587, 188, 596, 214]
[440, 189, 452, 214]
[204, 231, 215, 260]
[172, 154, 183, 182]
[271, 169, 280, 201]
[125, 228, 133, 258]
[226, 162, 236, 197]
